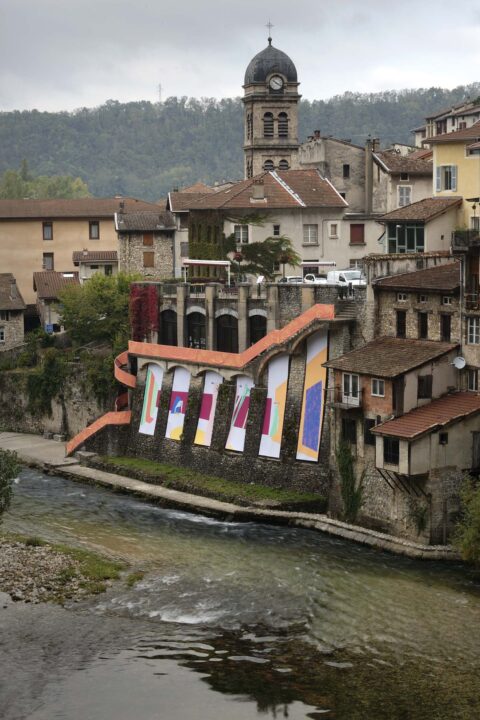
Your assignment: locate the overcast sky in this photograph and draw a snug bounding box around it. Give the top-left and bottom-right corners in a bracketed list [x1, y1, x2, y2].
[1, 0, 479, 113]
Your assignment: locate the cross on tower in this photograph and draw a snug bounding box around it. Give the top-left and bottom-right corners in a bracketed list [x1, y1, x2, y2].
[266, 20, 274, 43]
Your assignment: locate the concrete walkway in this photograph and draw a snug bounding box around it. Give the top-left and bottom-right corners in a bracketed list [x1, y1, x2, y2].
[0, 431, 460, 561]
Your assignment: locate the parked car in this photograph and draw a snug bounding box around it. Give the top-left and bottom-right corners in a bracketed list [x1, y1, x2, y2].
[278, 276, 304, 284]
[326, 269, 366, 287]
[303, 273, 328, 285]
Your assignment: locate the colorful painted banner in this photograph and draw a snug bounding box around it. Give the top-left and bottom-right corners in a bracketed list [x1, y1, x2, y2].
[165, 367, 191, 441]
[296, 330, 328, 462]
[259, 354, 289, 458]
[194, 371, 223, 447]
[225, 375, 255, 452]
[139, 364, 164, 435]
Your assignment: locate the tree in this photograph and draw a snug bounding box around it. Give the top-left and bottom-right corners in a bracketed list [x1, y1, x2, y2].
[0, 449, 19, 518]
[224, 231, 301, 281]
[336, 441, 364, 523]
[58, 273, 139, 348]
[0, 163, 90, 199]
[453, 476, 480, 567]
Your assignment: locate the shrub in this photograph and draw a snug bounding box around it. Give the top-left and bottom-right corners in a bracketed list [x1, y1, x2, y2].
[454, 476, 480, 567]
[0, 449, 19, 517]
[336, 441, 364, 523]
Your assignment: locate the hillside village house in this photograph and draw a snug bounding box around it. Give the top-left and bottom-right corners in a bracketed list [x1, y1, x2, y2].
[33, 270, 80, 332]
[413, 99, 480, 147]
[115, 210, 176, 280]
[72, 250, 118, 283]
[0, 273, 26, 351]
[0, 197, 161, 308]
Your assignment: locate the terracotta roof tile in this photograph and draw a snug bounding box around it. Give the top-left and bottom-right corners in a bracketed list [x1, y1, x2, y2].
[372, 392, 480, 439]
[324, 337, 457, 377]
[0, 273, 26, 310]
[168, 192, 214, 212]
[33, 271, 79, 300]
[374, 262, 460, 293]
[378, 196, 462, 223]
[187, 170, 347, 211]
[0, 197, 162, 220]
[72, 250, 118, 263]
[373, 151, 432, 176]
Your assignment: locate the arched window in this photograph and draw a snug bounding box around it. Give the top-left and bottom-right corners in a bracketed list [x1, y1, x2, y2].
[187, 312, 206, 349]
[278, 112, 289, 138]
[160, 309, 177, 346]
[278, 159, 289, 170]
[246, 160, 253, 179]
[263, 112, 274, 138]
[263, 159, 274, 171]
[216, 314, 238, 353]
[249, 315, 267, 346]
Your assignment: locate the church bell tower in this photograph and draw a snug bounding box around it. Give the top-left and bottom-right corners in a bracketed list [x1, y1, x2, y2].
[243, 36, 301, 178]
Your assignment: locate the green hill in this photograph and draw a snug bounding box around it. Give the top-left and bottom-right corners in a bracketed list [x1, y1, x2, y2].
[1, 84, 479, 201]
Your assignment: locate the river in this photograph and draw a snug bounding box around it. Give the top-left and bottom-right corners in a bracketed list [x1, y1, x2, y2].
[1, 467, 480, 719]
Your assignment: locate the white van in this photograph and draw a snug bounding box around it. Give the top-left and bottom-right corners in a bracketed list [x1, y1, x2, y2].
[326, 269, 366, 287]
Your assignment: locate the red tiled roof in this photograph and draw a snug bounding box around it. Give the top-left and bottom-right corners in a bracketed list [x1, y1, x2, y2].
[0, 273, 26, 310]
[323, 337, 457, 377]
[378, 196, 462, 223]
[33, 271, 79, 299]
[424, 120, 480, 144]
[374, 262, 460, 293]
[187, 170, 348, 211]
[72, 250, 118, 263]
[372, 392, 480, 439]
[0, 197, 161, 220]
[407, 148, 433, 161]
[168, 192, 213, 212]
[373, 151, 432, 176]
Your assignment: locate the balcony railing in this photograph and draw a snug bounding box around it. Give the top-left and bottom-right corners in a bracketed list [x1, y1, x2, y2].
[452, 229, 480, 251]
[217, 286, 238, 299]
[465, 293, 480, 311]
[189, 284, 206, 297]
[327, 386, 363, 409]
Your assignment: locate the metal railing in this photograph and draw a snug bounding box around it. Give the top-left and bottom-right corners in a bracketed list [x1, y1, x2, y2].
[189, 284, 206, 297]
[326, 385, 363, 408]
[452, 229, 480, 250]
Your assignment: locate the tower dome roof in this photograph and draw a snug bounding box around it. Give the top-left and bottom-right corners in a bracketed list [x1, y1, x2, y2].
[244, 40, 297, 85]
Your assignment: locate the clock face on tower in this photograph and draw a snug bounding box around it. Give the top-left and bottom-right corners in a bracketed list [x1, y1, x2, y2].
[269, 75, 284, 91]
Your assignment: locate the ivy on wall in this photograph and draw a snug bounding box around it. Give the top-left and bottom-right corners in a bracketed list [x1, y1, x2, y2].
[130, 284, 159, 341]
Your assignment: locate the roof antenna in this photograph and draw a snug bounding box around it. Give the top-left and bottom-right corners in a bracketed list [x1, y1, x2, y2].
[266, 20, 274, 45]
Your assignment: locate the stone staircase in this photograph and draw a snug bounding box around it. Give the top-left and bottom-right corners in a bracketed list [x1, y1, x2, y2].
[334, 301, 358, 321]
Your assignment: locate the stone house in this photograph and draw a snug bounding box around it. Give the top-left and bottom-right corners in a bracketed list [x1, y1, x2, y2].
[0, 197, 161, 307]
[33, 270, 79, 332]
[115, 210, 176, 280]
[0, 273, 26, 351]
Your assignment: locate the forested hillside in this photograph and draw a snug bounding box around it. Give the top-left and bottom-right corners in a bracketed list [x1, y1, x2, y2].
[1, 84, 479, 201]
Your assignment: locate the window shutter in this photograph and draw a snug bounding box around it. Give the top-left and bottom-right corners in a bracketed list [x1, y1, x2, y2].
[451, 166, 457, 191]
[435, 167, 441, 192]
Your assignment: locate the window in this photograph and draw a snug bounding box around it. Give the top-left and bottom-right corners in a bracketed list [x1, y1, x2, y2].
[440, 314, 451, 342]
[364, 419, 376, 446]
[273, 224, 281, 236]
[329, 223, 338, 238]
[234, 224, 249, 244]
[436, 165, 457, 191]
[398, 186, 411, 207]
[468, 369, 479, 391]
[468, 317, 480, 344]
[43, 222, 53, 240]
[0, 311, 9, 321]
[417, 375, 433, 399]
[342, 417, 357, 444]
[263, 112, 274, 138]
[371, 378, 385, 397]
[343, 373, 360, 405]
[278, 159, 289, 170]
[396, 310, 406, 338]
[350, 224, 365, 245]
[278, 112, 289, 138]
[143, 233, 154, 246]
[263, 159, 274, 171]
[0, 327, 4, 343]
[400, 173, 409, 181]
[216, 314, 239, 353]
[104, 265, 113, 276]
[343, 164, 350, 178]
[303, 224, 318, 245]
[143, 251, 154, 268]
[418, 294, 427, 303]
[397, 292, 407, 302]
[43, 252, 54, 270]
[439, 432, 449, 445]
[387, 223, 424, 253]
[418, 312, 428, 340]
[384, 437, 399, 465]
[249, 314, 267, 345]
[89, 221, 100, 239]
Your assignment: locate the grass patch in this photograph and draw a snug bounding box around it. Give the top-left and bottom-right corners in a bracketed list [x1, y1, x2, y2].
[24, 536, 47, 547]
[126, 570, 146, 587]
[98, 455, 326, 510]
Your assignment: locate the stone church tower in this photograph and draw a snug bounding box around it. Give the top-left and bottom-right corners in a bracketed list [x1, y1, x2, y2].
[243, 37, 301, 178]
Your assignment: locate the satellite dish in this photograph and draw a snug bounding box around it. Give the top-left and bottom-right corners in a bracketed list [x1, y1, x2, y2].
[453, 356, 466, 370]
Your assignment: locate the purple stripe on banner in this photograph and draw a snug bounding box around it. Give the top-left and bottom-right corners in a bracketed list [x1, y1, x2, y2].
[198, 393, 213, 421]
[234, 397, 250, 429]
[262, 398, 272, 435]
[302, 381, 322, 451]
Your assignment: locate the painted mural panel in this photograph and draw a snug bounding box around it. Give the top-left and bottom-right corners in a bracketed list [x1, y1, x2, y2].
[165, 367, 191, 441]
[259, 354, 289, 458]
[296, 330, 328, 462]
[225, 375, 255, 453]
[139, 364, 164, 436]
[194, 371, 223, 447]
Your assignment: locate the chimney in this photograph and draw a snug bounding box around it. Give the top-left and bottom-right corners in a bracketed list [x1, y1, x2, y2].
[314, 129, 321, 139]
[372, 137, 381, 152]
[365, 137, 373, 215]
[10, 279, 17, 300]
[251, 180, 265, 200]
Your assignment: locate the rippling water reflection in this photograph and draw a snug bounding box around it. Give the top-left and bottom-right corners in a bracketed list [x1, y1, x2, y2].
[3, 468, 480, 719]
